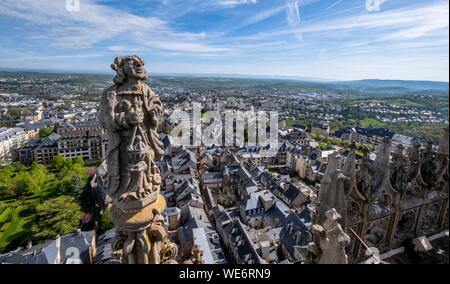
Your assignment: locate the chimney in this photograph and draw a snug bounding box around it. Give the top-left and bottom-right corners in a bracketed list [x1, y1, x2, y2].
[55, 235, 61, 264]
[260, 241, 272, 262]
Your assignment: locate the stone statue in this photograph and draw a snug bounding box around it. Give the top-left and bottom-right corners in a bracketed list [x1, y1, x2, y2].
[308, 209, 350, 264]
[183, 245, 205, 264]
[99, 55, 175, 264]
[390, 144, 409, 196]
[364, 221, 387, 248]
[436, 127, 449, 183]
[408, 142, 421, 180]
[420, 140, 438, 185]
[356, 139, 390, 202]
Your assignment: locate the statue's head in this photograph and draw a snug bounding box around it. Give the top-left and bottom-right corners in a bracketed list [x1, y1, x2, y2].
[111, 55, 148, 85]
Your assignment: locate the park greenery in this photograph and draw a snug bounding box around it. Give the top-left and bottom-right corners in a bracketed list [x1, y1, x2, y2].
[38, 127, 54, 138]
[0, 156, 112, 253]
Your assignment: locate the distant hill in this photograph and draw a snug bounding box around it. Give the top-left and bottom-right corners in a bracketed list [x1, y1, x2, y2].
[337, 79, 449, 91]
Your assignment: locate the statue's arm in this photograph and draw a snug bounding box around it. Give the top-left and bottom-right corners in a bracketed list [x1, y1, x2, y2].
[99, 90, 129, 130]
[144, 87, 163, 129]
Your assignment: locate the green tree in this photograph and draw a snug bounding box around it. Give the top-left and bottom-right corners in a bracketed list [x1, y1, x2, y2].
[72, 163, 85, 176]
[38, 127, 53, 138]
[360, 143, 374, 152]
[51, 155, 65, 172]
[98, 207, 114, 233]
[69, 173, 86, 199]
[30, 162, 49, 190]
[32, 196, 83, 242]
[0, 165, 14, 185]
[73, 156, 84, 166]
[318, 142, 330, 151]
[12, 172, 38, 197]
[65, 158, 73, 171]
[53, 174, 73, 196]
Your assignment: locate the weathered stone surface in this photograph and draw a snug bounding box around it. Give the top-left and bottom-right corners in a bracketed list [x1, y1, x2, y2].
[316, 153, 350, 228]
[308, 208, 350, 264]
[99, 55, 176, 264]
[412, 236, 433, 252]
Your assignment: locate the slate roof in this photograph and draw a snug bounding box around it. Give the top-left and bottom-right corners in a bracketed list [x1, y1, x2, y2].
[264, 200, 291, 227]
[344, 127, 395, 139]
[94, 229, 120, 264]
[279, 212, 311, 262]
[242, 192, 265, 212]
[0, 230, 95, 264]
[201, 172, 224, 180]
[222, 219, 265, 264]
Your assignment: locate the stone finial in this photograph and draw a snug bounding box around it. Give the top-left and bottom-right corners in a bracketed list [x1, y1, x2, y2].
[317, 152, 349, 230]
[371, 138, 390, 200]
[308, 208, 350, 264]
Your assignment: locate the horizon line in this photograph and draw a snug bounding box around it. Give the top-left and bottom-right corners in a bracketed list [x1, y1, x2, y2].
[0, 67, 449, 84]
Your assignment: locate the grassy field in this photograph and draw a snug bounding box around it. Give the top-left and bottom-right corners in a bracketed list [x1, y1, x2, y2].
[359, 118, 387, 128]
[0, 200, 36, 252]
[0, 163, 96, 253]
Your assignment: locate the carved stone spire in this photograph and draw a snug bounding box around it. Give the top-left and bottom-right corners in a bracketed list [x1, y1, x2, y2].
[371, 138, 391, 200]
[342, 142, 357, 195]
[317, 152, 349, 230]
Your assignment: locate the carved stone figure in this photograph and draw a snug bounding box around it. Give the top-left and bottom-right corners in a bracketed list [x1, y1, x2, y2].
[99, 55, 175, 264]
[390, 144, 409, 196]
[364, 221, 387, 248]
[421, 140, 438, 185]
[420, 204, 440, 235]
[436, 127, 449, 183]
[308, 209, 350, 264]
[183, 245, 205, 264]
[356, 139, 390, 203]
[408, 141, 421, 180]
[395, 211, 416, 242]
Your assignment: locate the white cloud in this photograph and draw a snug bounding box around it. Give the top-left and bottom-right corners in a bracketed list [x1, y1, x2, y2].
[0, 0, 225, 54]
[217, 0, 258, 6]
[286, 0, 302, 41]
[241, 1, 448, 44]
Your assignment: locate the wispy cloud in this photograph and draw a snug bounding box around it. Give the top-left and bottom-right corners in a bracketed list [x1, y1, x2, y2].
[241, 1, 449, 44]
[0, 0, 447, 81]
[0, 0, 224, 54]
[217, 0, 258, 7]
[286, 0, 302, 41]
[327, 0, 344, 10]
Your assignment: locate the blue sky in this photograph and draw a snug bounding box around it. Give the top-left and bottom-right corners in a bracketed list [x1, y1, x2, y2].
[0, 0, 448, 81]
